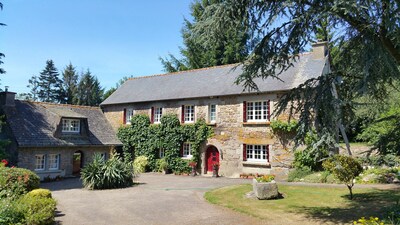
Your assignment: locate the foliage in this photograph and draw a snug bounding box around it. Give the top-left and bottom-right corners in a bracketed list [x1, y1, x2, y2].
[74, 69, 104, 106]
[270, 120, 298, 133]
[357, 154, 400, 168]
[61, 63, 78, 104]
[323, 155, 363, 199]
[133, 156, 148, 173]
[0, 2, 5, 75]
[26, 75, 40, 101]
[117, 114, 213, 174]
[0, 166, 40, 200]
[191, 0, 400, 155]
[255, 174, 275, 183]
[19, 194, 57, 225]
[383, 204, 400, 225]
[353, 217, 382, 225]
[26, 189, 52, 199]
[155, 158, 169, 173]
[81, 153, 134, 190]
[356, 167, 400, 184]
[37, 59, 64, 103]
[287, 167, 313, 182]
[160, 0, 249, 72]
[0, 198, 25, 225]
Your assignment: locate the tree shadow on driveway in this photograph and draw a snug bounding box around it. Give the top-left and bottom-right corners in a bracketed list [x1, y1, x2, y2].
[40, 177, 83, 191]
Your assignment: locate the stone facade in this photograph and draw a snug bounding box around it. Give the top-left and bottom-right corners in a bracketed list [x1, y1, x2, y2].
[18, 146, 114, 180]
[102, 92, 295, 180]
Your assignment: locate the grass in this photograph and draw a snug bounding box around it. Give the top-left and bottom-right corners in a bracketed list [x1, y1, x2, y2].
[205, 184, 400, 224]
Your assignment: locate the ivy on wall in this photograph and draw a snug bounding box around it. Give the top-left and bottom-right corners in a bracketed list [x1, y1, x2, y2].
[117, 114, 213, 174]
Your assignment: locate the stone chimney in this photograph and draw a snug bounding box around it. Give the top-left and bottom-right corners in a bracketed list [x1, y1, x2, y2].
[0, 87, 16, 107]
[311, 41, 328, 59]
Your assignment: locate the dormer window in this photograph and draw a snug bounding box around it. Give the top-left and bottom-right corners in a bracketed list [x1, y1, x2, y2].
[62, 119, 80, 133]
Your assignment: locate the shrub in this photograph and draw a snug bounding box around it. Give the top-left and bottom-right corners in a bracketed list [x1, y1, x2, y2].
[133, 155, 148, 173]
[171, 158, 191, 174]
[0, 198, 25, 225]
[0, 166, 40, 199]
[358, 154, 400, 167]
[155, 158, 168, 173]
[323, 155, 363, 199]
[356, 167, 400, 184]
[26, 189, 52, 199]
[287, 167, 313, 182]
[81, 153, 134, 190]
[19, 194, 57, 225]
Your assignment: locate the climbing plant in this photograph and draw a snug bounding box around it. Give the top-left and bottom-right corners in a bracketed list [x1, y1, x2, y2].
[117, 114, 213, 174]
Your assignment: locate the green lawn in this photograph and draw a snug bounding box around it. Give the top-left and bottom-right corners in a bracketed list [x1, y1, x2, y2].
[205, 184, 399, 224]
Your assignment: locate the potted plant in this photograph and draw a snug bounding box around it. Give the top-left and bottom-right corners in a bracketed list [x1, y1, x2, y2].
[212, 162, 220, 177]
[252, 174, 279, 200]
[189, 161, 197, 176]
[157, 158, 170, 174]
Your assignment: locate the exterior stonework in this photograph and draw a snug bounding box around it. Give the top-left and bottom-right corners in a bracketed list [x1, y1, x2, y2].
[102, 92, 295, 179]
[18, 146, 113, 180]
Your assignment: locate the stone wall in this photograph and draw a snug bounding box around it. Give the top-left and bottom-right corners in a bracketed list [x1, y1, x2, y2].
[102, 93, 294, 180]
[18, 146, 114, 180]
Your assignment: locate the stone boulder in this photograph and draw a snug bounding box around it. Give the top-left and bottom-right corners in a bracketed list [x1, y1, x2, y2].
[252, 179, 279, 200]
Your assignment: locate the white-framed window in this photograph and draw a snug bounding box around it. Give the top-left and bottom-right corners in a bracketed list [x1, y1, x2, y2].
[184, 105, 195, 123]
[126, 108, 134, 124]
[35, 154, 45, 170]
[246, 101, 270, 122]
[62, 119, 80, 133]
[246, 145, 269, 162]
[154, 107, 163, 123]
[182, 143, 192, 158]
[209, 104, 217, 123]
[48, 154, 59, 170]
[159, 149, 165, 158]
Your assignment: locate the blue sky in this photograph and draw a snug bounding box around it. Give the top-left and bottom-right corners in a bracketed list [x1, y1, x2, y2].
[0, 0, 192, 94]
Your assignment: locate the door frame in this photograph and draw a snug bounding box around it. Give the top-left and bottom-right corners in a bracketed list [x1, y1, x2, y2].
[205, 145, 220, 173]
[73, 150, 84, 175]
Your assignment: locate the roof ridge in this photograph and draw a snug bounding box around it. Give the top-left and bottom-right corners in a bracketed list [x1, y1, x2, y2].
[26, 101, 101, 110]
[128, 63, 240, 81]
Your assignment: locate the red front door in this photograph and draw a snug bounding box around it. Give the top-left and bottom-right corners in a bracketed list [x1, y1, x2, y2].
[206, 146, 219, 172]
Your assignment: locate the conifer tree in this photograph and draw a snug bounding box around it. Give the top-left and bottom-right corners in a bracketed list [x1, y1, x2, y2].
[37, 60, 63, 103]
[75, 69, 104, 106]
[62, 63, 78, 104]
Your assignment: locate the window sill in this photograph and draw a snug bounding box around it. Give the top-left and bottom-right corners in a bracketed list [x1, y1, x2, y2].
[243, 161, 271, 168]
[181, 156, 193, 160]
[242, 121, 270, 126]
[206, 123, 217, 127]
[35, 170, 63, 173]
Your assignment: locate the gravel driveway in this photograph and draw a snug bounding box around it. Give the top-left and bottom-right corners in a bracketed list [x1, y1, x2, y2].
[41, 173, 262, 225]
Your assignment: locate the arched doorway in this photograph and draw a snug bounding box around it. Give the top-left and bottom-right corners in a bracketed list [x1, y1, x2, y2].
[73, 150, 83, 175]
[206, 146, 219, 173]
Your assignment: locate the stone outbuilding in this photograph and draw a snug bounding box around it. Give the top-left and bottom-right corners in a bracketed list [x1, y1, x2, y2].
[101, 42, 330, 179]
[0, 92, 121, 180]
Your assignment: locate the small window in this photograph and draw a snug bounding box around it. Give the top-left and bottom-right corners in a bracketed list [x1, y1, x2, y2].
[246, 101, 269, 122]
[62, 119, 81, 133]
[182, 143, 192, 158]
[126, 109, 134, 124]
[209, 104, 217, 123]
[100, 153, 107, 161]
[159, 149, 165, 158]
[48, 154, 59, 170]
[246, 145, 269, 162]
[184, 105, 195, 123]
[154, 107, 163, 123]
[35, 154, 45, 170]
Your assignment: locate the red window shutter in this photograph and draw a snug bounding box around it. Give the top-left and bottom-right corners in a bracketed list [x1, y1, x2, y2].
[267, 100, 271, 121]
[180, 144, 184, 157]
[243, 101, 247, 122]
[150, 107, 154, 124]
[181, 105, 185, 123]
[123, 108, 127, 124]
[243, 144, 247, 161]
[267, 145, 270, 162]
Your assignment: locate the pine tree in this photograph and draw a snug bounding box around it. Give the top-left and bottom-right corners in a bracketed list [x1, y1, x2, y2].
[37, 60, 63, 103]
[62, 63, 78, 104]
[75, 69, 104, 106]
[0, 2, 5, 75]
[160, 0, 250, 72]
[26, 75, 40, 101]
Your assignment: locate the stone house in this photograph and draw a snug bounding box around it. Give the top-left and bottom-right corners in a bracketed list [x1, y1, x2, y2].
[101, 42, 330, 179]
[0, 92, 121, 180]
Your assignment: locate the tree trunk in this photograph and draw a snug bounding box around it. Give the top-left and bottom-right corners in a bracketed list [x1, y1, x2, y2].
[347, 185, 353, 200]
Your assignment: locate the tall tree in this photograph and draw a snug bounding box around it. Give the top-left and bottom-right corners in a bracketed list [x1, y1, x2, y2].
[0, 2, 5, 75]
[192, 1, 400, 153]
[75, 69, 104, 106]
[160, 0, 250, 72]
[26, 75, 40, 101]
[61, 63, 78, 104]
[37, 60, 63, 103]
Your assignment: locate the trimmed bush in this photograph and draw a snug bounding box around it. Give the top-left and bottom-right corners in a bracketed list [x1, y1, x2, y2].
[0, 166, 40, 199]
[19, 194, 57, 225]
[133, 155, 148, 173]
[26, 188, 52, 199]
[81, 153, 135, 190]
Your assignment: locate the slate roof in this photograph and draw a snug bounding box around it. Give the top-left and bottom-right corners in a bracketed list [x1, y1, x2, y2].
[3, 101, 122, 147]
[101, 53, 328, 105]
